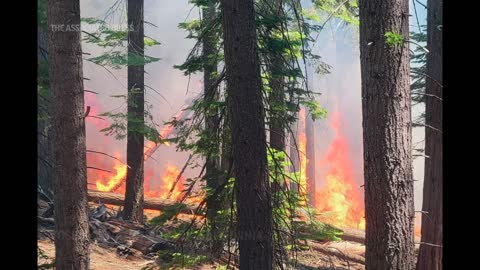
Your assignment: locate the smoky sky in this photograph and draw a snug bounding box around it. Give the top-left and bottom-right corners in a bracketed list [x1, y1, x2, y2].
[80, 0, 425, 215]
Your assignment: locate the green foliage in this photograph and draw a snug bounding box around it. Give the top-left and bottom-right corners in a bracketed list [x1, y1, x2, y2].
[301, 99, 327, 120]
[296, 219, 344, 242]
[88, 52, 160, 69]
[148, 203, 189, 226]
[82, 15, 163, 143]
[178, 19, 203, 39]
[410, 26, 427, 127]
[174, 55, 205, 75]
[99, 108, 163, 144]
[313, 0, 359, 26]
[157, 250, 209, 270]
[82, 16, 161, 68]
[385, 31, 404, 46]
[144, 36, 161, 47]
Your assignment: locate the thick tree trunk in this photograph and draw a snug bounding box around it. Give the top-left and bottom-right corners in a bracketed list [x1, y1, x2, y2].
[202, 0, 224, 255]
[220, 0, 273, 268]
[358, 0, 415, 269]
[305, 111, 316, 207]
[47, 0, 89, 268]
[416, 0, 443, 269]
[124, 0, 145, 223]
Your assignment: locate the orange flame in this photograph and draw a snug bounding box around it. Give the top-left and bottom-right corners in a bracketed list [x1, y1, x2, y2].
[95, 158, 127, 192]
[85, 95, 203, 218]
[315, 111, 365, 229]
[91, 109, 182, 194]
[144, 164, 185, 201]
[297, 108, 308, 207]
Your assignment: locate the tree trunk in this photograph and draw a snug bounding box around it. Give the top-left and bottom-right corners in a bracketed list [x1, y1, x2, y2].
[416, 0, 443, 269]
[220, 0, 273, 268]
[38, 25, 54, 196]
[305, 111, 316, 207]
[289, 119, 299, 192]
[202, 0, 224, 255]
[124, 0, 145, 223]
[268, 58, 285, 153]
[47, 0, 89, 268]
[358, 0, 415, 269]
[266, 0, 286, 213]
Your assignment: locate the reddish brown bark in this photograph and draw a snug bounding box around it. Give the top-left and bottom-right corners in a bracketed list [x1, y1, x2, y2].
[416, 0, 443, 269]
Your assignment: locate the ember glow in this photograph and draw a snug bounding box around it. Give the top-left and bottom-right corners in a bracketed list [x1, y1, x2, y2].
[315, 111, 365, 229]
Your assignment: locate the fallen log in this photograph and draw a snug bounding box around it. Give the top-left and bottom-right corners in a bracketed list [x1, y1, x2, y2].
[340, 228, 366, 244]
[87, 190, 199, 215]
[340, 227, 422, 247]
[308, 240, 365, 265]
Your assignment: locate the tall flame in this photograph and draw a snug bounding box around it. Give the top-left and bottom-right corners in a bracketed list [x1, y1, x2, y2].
[315, 111, 365, 229]
[95, 159, 127, 192]
[297, 108, 308, 207]
[92, 112, 182, 194]
[144, 164, 185, 201]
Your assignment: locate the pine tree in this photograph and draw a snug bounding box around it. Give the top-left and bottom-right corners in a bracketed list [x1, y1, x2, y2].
[123, 0, 145, 223]
[47, 0, 89, 268]
[417, 0, 443, 268]
[221, 0, 273, 268]
[358, 0, 416, 268]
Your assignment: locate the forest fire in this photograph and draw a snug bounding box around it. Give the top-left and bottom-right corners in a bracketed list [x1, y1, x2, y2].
[297, 108, 308, 207]
[95, 158, 127, 192]
[143, 164, 185, 200]
[315, 111, 365, 229]
[85, 93, 190, 203]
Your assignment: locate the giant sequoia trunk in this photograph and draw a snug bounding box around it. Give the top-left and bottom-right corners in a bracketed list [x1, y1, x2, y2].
[47, 0, 89, 268]
[123, 0, 145, 223]
[220, 0, 273, 268]
[358, 0, 415, 269]
[417, 0, 443, 269]
[202, 0, 224, 255]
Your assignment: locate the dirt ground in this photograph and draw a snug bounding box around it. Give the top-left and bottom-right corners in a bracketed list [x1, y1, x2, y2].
[38, 238, 365, 270]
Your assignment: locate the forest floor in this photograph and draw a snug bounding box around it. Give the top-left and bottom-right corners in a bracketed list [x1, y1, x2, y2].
[38, 200, 366, 270]
[38, 235, 366, 269]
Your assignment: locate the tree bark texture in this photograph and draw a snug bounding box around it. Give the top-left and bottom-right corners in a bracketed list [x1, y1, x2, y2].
[221, 0, 273, 268]
[47, 0, 90, 268]
[124, 0, 145, 223]
[417, 0, 443, 269]
[202, 0, 224, 255]
[358, 0, 416, 268]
